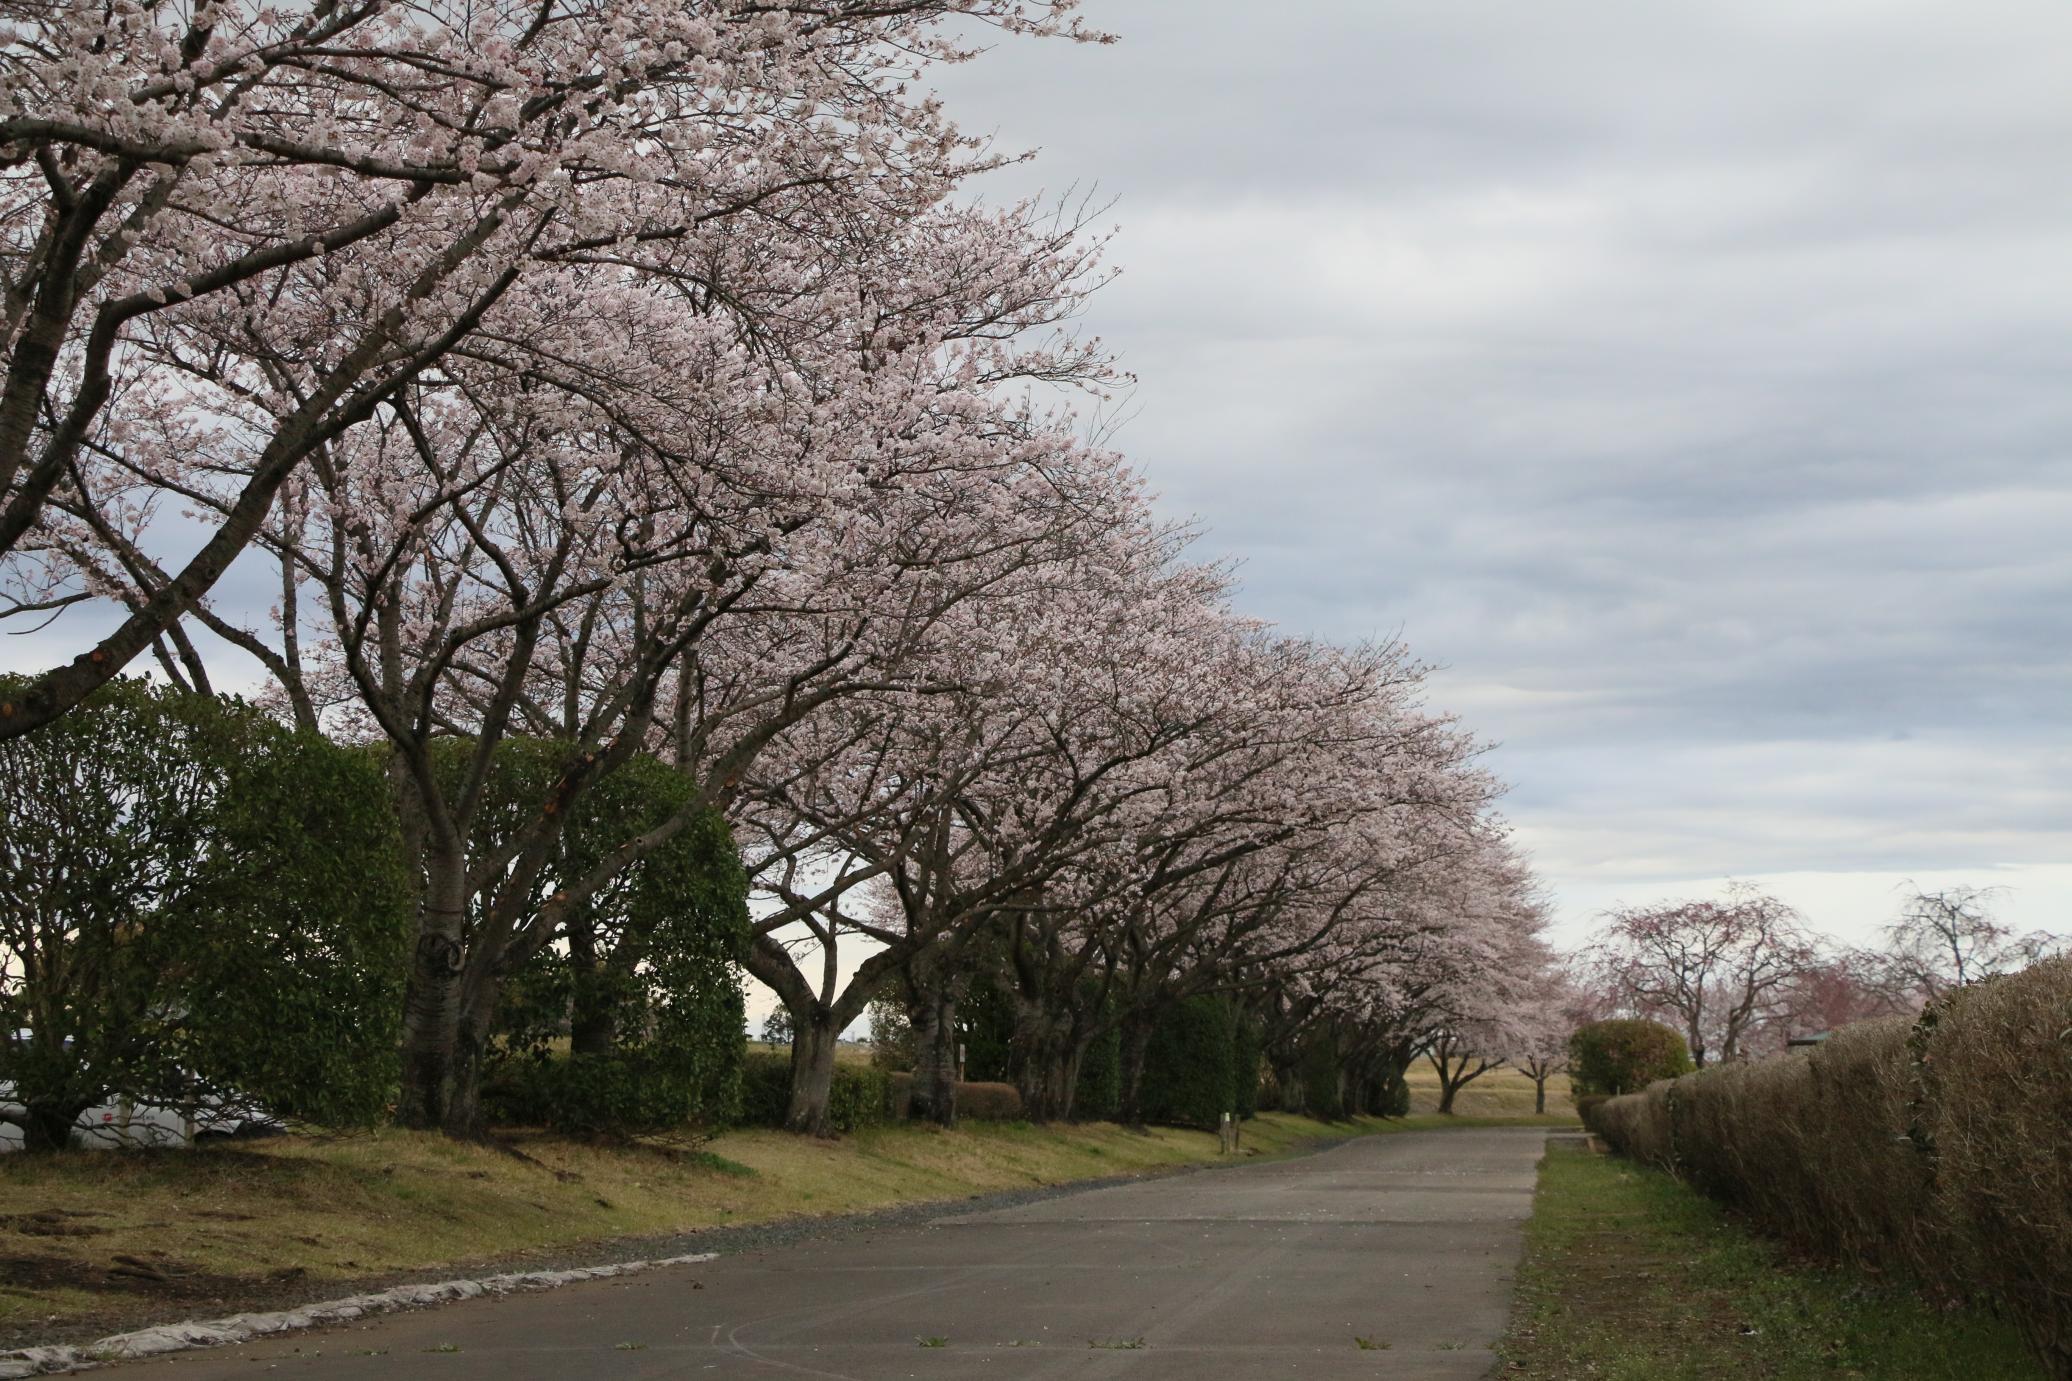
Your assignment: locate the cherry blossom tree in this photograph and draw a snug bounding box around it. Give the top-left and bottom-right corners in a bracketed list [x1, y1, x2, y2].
[1587, 884, 1819, 1068]
[0, 0, 1105, 735]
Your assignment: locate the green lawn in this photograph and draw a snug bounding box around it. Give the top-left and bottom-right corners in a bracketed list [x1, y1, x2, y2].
[1500, 1144, 2041, 1379]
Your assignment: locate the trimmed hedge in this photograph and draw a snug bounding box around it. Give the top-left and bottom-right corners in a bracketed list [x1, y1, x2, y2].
[1231, 1015, 1263, 1119]
[737, 1052, 893, 1133]
[484, 1050, 720, 1137]
[1594, 958, 2072, 1379]
[1568, 1018, 1692, 1096]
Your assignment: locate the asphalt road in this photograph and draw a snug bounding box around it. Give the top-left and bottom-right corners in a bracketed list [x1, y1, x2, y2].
[122, 1126, 1551, 1380]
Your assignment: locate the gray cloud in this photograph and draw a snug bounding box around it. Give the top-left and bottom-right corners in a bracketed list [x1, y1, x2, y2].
[937, 0, 2072, 936]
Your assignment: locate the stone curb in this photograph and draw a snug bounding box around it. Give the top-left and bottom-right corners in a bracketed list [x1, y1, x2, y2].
[0, 1253, 717, 1378]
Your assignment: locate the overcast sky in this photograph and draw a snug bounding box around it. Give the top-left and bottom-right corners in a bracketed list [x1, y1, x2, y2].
[931, 0, 2072, 947]
[9, 3, 2065, 977]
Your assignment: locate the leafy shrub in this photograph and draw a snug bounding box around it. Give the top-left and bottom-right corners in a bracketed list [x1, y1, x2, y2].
[827, 1063, 893, 1132]
[1369, 1066, 1411, 1118]
[1140, 997, 1238, 1129]
[1574, 1093, 1611, 1132]
[1568, 1019, 1693, 1097]
[0, 678, 410, 1149]
[739, 1052, 794, 1127]
[866, 995, 914, 1072]
[957, 975, 1017, 1084]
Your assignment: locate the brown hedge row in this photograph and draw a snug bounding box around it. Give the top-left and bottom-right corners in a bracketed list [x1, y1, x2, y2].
[886, 1073, 1025, 1122]
[1593, 957, 2072, 1379]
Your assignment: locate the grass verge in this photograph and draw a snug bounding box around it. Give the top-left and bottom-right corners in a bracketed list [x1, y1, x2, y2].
[1499, 1143, 2041, 1379]
[0, 1109, 1546, 1340]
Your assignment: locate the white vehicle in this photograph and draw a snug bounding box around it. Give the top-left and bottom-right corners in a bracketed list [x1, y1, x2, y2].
[0, 1031, 279, 1152]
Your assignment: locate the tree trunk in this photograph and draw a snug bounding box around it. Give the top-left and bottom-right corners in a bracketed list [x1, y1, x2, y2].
[1010, 995, 1078, 1123]
[396, 847, 470, 1131]
[1534, 1074, 1548, 1115]
[785, 1013, 840, 1137]
[566, 910, 616, 1057]
[907, 982, 958, 1128]
[1269, 1056, 1302, 1115]
[1054, 1036, 1088, 1124]
[1437, 1076, 1459, 1115]
[1117, 1013, 1154, 1128]
[18, 1099, 89, 1153]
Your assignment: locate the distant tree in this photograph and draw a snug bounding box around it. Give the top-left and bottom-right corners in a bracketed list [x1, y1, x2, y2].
[1424, 1024, 1508, 1116]
[1589, 885, 1818, 1067]
[1514, 969, 1585, 1114]
[1873, 885, 2061, 1003]
[1758, 950, 1909, 1050]
[1568, 1019, 1695, 1097]
[761, 1008, 797, 1048]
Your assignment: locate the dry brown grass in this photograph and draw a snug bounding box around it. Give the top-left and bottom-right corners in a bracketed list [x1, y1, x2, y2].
[1402, 1062, 1573, 1117]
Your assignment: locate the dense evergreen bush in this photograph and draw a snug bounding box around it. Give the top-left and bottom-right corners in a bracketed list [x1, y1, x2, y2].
[1139, 997, 1238, 1129]
[1299, 1036, 1345, 1120]
[0, 678, 410, 1149]
[1073, 1025, 1122, 1120]
[1367, 1065, 1410, 1118]
[473, 743, 747, 1134]
[956, 974, 1017, 1084]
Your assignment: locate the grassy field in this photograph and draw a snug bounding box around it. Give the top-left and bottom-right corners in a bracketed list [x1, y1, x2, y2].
[1401, 1061, 1571, 1118]
[1500, 1143, 2042, 1379]
[0, 1110, 1435, 1340]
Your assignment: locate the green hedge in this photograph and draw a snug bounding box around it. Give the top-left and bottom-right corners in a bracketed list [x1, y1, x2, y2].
[737, 1052, 893, 1133]
[958, 975, 1017, 1084]
[484, 1050, 724, 1137]
[1140, 997, 1237, 1129]
[1594, 959, 2072, 1379]
[1074, 1025, 1122, 1121]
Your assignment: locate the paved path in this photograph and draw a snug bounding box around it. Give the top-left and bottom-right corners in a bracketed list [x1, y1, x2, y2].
[123, 1127, 1550, 1380]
